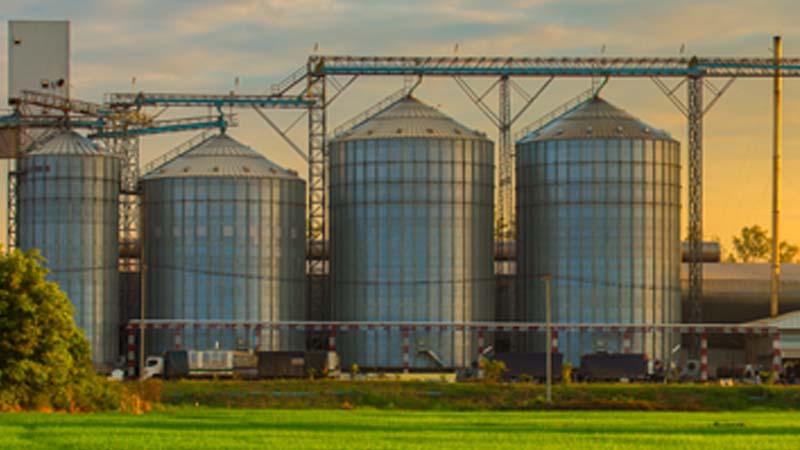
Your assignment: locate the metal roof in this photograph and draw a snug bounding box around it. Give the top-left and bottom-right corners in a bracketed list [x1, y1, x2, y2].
[518, 97, 676, 143]
[332, 96, 490, 142]
[680, 263, 800, 282]
[29, 129, 102, 156]
[746, 310, 800, 329]
[141, 133, 300, 180]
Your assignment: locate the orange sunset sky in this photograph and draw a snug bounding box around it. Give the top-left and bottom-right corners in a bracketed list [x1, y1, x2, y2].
[1, 0, 799, 257]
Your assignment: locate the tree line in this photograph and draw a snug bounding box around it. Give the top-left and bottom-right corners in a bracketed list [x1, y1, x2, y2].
[724, 225, 799, 263]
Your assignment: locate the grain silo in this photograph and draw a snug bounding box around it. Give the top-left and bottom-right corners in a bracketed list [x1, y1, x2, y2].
[141, 133, 306, 353]
[516, 97, 681, 363]
[329, 96, 495, 370]
[17, 130, 121, 371]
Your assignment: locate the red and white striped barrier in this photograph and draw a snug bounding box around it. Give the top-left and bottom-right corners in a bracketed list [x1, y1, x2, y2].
[173, 327, 182, 350]
[328, 327, 337, 352]
[477, 327, 486, 355]
[623, 330, 632, 354]
[401, 327, 410, 374]
[126, 326, 136, 378]
[254, 325, 262, 352]
[124, 321, 783, 335]
[124, 320, 784, 378]
[551, 330, 559, 354]
[700, 332, 709, 382]
[772, 331, 782, 381]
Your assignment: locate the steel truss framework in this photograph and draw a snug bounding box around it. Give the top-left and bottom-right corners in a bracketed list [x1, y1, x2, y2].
[300, 55, 800, 356]
[7, 54, 800, 360]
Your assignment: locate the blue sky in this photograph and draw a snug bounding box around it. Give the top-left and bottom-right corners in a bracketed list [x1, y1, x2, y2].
[2, 0, 800, 252]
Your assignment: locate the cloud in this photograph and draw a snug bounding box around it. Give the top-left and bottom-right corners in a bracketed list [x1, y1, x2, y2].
[2, 0, 800, 246]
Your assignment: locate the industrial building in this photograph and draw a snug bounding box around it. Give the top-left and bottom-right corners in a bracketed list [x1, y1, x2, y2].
[329, 97, 495, 370]
[141, 133, 307, 354]
[17, 130, 121, 371]
[2, 21, 799, 380]
[516, 97, 682, 364]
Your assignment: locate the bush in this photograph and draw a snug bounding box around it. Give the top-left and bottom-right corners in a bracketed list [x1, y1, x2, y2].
[119, 379, 163, 414]
[562, 363, 573, 386]
[481, 358, 508, 383]
[0, 248, 120, 411]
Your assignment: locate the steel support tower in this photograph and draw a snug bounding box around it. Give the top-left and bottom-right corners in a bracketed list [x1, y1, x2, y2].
[6, 53, 800, 349]
[305, 54, 800, 335]
[687, 76, 704, 324]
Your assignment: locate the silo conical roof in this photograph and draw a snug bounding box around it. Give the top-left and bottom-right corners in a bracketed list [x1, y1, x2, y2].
[519, 97, 676, 143]
[142, 133, 298, 180]
[333, 96, 488, 141]
[29, 130, 102, 155]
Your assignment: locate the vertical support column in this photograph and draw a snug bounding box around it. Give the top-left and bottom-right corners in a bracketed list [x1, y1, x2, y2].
[772, 330, 782, 381]
[126, 325, 136, 378]
[771, 35, 783, 318]
[255, 324, 262, 352]
[328, 326, 337, 352]
[699, 332, 709, 382]
[173, 326, 182, 350]
[551, 330, 559, 354]
[6, 167, 18, 251]
[307, 63, 329, 342]
[402, 327, 410, 374]
[477, 327, 486, 356]
[687, 75, 704, 355]
[498, 75, 512, 239]
[111, 133, 142, 273]
[623, 330, 632, 354]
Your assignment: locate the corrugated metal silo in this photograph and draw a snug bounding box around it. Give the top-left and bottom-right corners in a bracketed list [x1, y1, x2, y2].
[17, 130, 121, 371]
[516, 97, 681, 363]
[141, 134, 306, 353]
[330, 97, 495, 369]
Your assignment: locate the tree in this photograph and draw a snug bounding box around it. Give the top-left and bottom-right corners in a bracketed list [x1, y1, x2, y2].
[731, 225, 770, 262]
[729, 225, 800, 263]
[780, 241, 800, 263]
[0, 248, 117, 411]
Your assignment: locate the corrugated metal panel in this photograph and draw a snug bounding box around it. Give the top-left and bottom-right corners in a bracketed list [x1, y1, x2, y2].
[28, 129, 101, 155]
[519, 97, 675, 142]
[336, 97, 488, 141]
[682, 263, 800, 323]
[142, 133, 298, 180]
[330, 98, 495, 369]
[17, 129, 120, 371]
[516, 98, 681, 364]
[142, 134, 307, 353]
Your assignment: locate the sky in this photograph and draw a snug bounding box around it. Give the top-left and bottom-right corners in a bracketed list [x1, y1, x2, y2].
[2, 0, 800, 256]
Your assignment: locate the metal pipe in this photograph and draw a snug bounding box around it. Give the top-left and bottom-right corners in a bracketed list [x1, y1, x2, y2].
[542, 274, 552, 403]
[139, 202, 147, 379]
[771, 36, 783, 318]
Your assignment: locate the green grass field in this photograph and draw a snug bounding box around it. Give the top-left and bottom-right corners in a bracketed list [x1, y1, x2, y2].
[2, 409, 799, 449]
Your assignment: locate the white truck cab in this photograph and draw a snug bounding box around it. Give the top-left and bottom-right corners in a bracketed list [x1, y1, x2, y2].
[142, 356, 165, 379]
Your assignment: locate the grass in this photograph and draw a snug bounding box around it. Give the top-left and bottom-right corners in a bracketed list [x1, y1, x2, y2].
[160, 379, 800, 411]
[2, 409, 800, 449]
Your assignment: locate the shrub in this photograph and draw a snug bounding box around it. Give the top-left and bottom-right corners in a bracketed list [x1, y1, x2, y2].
[562, 363, 573, 386]
[482, 358, 508, 383]
[0, 248, 120, 412]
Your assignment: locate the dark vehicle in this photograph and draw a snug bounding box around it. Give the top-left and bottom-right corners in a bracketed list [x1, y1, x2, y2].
[578, 353, 648, 381]
[163, 350, 190, 380]
[257, 351, 330, 378]
[494, 352, 563, 381]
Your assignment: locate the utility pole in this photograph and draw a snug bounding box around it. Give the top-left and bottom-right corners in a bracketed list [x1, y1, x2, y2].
[541, 274, 552, 403]
[139, 211, 147, 379]
[771, 35, 783, 318]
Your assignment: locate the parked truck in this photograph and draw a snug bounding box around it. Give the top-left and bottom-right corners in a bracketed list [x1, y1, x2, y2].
[143, 350, 339, 380]
[142, 350, 256, 379]
[577, 353, 648, 382]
